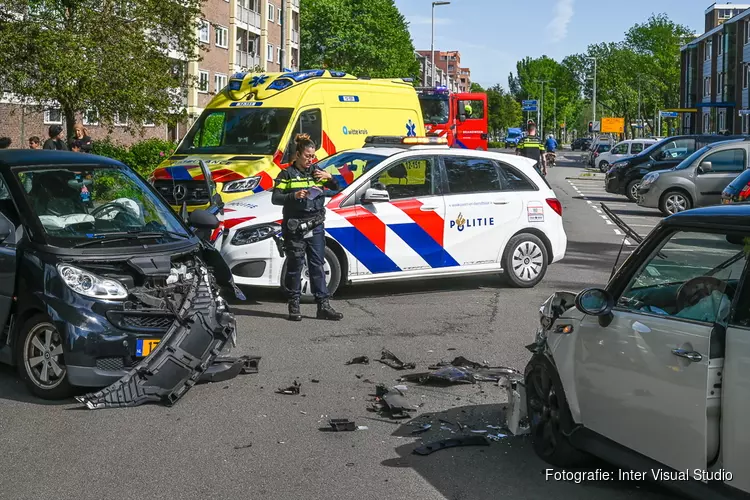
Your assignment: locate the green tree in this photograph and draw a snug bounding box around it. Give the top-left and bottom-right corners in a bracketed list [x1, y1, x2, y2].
[0, 0, 203, 140]
[301, 0, 419, 78]
[470, 82, 484, 93]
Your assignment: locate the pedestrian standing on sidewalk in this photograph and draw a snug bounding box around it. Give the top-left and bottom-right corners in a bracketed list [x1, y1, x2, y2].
[272, 133, 344, 322]
[28, 136, 42, 149]
[43, 125, 68, 151]
[71, 124, 93, 153]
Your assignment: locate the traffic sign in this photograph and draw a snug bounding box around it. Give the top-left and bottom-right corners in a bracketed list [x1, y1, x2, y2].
[522, 100, 537, 106]
[660, 111, 679, 118]
[600, 117, 624, 134]
[522, 105, 537, 112]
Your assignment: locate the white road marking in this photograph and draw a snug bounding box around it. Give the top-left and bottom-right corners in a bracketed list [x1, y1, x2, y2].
[586, 200, 593, 204]
[614, 229, 622, 235]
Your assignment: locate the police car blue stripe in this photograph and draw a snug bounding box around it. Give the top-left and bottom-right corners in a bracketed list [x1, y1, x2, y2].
[388, 223, 460, 268]
[326, 227, 401, 274]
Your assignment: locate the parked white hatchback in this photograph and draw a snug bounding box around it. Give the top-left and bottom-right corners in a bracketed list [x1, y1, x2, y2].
[214, 136, 567, 298]
[596, 138, 658, 172]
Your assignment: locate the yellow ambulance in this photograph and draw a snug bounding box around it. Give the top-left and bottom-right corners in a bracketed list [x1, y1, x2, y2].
[151, 69, 426, 209]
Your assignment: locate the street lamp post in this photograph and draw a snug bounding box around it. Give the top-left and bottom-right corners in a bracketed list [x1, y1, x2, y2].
[587, 57, 597, 131]
[551, 87, 557, 138]
[535, 80, 548, 134]
[430, 1, 450, 87]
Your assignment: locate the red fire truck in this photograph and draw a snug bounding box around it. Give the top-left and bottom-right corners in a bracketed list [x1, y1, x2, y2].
[417, 87, 489, 150]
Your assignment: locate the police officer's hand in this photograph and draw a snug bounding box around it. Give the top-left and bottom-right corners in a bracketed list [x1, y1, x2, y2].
[295, 190, 308, 199]
[313, 169, 332, 181]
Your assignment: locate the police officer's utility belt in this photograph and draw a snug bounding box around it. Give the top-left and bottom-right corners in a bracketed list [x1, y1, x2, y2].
[286, 213, 325, 235]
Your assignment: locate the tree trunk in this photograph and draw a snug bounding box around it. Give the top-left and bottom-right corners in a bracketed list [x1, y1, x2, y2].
[63, 105, 76, 147]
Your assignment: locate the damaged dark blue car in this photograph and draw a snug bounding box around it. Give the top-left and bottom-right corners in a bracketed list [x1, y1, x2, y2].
[0, 150, 254, 407]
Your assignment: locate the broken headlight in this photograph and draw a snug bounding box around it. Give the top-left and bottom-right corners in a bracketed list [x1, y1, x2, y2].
[57, 264, 128, 300]
[223, 176, 261, 193]
[231, 223, 281, 246]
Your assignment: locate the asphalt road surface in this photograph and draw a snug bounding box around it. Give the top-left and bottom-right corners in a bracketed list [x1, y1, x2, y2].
[0, 150, 680, 500]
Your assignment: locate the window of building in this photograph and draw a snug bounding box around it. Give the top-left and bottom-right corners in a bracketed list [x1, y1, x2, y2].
[214, 73, 227, 93]
[719, 110, 727, 132]
[277, 47, 282, 65]
[744, 113, 750, 134]
[267, 43, 274, 62]
[278, 6, 282, 23]
[83, 109, 99, 126]
[198, 70, 209, 93]
[718, 34, 724, 55]
[705, 41, 712, 61]
[745, 64, 749, 89]
[704, 112, 711, 133]
[267, 3, 274, 21]
[143, 118, 155, 127]
[746, 20, 750, 44]
[198, 20, 209, 44]
[44, 108, 62, 125]
[114, 112, 128, 126]
[719, 9, 732, 19]
[705, 76, 711, 96]
[215, 26, 228, 48]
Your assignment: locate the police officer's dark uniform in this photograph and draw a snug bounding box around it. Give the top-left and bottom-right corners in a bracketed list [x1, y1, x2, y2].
[272, 142, 344, 322]
[516, 128, 546, 176]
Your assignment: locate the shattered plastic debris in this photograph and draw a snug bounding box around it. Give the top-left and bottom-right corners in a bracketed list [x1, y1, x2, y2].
[276, 380, 301, 395]
[411, 424, 432, 434]
[401, 366, 476, 385]
[377, 349, 416, 370]
[370, 384, 416, 419]
[329, 419, 356, 431]
[428, 356, 488, 370]
[345, 356, 370, 365]
[413, 436, 490, 456]
[393, 385, 408, 392]
[487, 433, 507, 441]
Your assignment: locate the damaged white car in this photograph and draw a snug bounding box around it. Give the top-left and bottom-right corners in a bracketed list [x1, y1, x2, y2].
[513, 203, 750, 499]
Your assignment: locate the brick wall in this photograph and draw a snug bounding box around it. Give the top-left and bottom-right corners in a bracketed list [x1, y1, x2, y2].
[266, 0, 283, 71]
[0, 104, 173, 148]
[197, 0, 233, 109]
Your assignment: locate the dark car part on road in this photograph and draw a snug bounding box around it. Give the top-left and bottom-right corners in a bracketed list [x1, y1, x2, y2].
[76, 264, 238, 409]
[276, 380, 301, 395]
[377, 349, 416, 370]
[345, 355, 370, 365]
[428, 356, 488, 370]
[413, 436, 490, 456]
[411, 423, 432, 434]
[328, 419, 356, 431]
[371, 384, 416, 419]
[198, 355, 261, 383]
[401, 366, 476, 385]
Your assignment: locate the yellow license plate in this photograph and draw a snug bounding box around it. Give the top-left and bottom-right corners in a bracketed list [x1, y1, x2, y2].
[136, 339, 160, 357]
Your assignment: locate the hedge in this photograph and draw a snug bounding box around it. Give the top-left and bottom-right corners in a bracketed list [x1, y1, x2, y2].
[90, 137, 177, 178]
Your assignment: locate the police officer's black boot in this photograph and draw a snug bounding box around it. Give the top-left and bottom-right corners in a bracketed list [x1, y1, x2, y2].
[316, 300, 343, 321]
[288, 300, 302, 322]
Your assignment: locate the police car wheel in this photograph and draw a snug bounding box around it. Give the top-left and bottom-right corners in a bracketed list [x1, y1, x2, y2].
[280, 246, 341, 303]
[503, 234, 548, 288]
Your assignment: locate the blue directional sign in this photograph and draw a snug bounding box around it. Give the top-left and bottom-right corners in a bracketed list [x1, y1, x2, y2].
[522, 100, 538, 106]
[660, 111, 679, 118]
[522, 105, 538, 112]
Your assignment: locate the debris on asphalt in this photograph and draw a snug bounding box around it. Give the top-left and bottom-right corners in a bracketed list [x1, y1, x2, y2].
[393, 384, 408, 392]
[357, 426, 368, 430]
[329, 419, 357, 431]
[233, 443, 253, 450]
[377, 349, 416, 370]
[370, 384, 416, 419]
[275, 380, 301, 395]
[413, 436, 490, 456]
[487, 433, 507, 441]
[198, 355, 262, 383]
[311, 379, 320, 383]
[400, 366, 476, 385]
[411, 424, 432, 434]
[428, 356, 487, 370]
[355, 374, 363, 379]
[346, 356, 370, 365]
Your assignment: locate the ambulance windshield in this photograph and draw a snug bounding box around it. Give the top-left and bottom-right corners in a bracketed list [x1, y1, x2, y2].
[419, 95, 449, 125]
[177, 107, 294, 155]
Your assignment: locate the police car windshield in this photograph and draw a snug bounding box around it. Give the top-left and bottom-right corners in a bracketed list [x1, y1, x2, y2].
[315, 151, 388, 196]
[177, 107, 294, 155]
[419, 95, 450, 124]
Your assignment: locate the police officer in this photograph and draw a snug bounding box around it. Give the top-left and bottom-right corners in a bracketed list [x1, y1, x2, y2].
[516, 123, 546, 176]
[272, 133, 344, 322]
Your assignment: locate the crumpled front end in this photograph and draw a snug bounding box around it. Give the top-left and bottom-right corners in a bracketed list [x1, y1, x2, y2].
[76, 259, 246, 409]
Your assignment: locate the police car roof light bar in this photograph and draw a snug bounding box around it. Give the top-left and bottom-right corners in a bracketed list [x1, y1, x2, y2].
[364, 136, 449, 146]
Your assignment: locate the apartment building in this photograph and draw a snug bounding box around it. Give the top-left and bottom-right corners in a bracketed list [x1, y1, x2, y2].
[0, 0, 301, 148]
[416, 50, 472, 92]
[680, 2, 750, 134]
[415, 52, 458, 91]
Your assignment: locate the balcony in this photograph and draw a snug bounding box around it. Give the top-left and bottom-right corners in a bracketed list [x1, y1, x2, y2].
[236, 50, 260, 70]
[291, 29, 300, 44]
[237, 3, 261, 32]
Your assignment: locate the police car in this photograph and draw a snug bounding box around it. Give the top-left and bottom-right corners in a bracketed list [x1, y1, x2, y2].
[215, 136, 567, 298]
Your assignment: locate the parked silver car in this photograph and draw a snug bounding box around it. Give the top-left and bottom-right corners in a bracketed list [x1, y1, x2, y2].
[637, 138, 749, 215]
